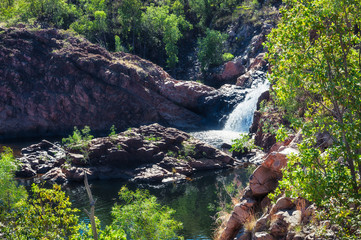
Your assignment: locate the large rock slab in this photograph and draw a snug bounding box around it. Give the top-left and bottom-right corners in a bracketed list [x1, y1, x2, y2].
[16, 124, 235, 184]
[0, 27, 240, 139]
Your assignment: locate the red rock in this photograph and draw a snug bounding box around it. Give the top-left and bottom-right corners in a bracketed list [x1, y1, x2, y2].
[262, 147, 299, 173]
[248, 53, 267, 71]
[270, 197, 295, 215]
[221, 61, 246, 80]
[219, 198, 256, 240]
[0, 27, 227, 139]
[236, 72, 251, 88]
[249, 166, 281, 197]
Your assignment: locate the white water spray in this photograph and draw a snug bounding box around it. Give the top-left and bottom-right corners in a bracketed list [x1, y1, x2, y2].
[191, 72, 270, 148]
[223, 76, 270, 132]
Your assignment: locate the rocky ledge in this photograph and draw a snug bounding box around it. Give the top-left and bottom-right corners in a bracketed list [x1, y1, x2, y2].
[16, 124, 236, 184]
[0, 27, 244, 140]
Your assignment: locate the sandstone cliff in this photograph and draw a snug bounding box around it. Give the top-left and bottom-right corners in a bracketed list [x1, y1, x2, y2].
[0, 27, 233, 139]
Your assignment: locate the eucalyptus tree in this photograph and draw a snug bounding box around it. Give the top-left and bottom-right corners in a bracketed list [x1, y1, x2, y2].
[267, 0, 361, 237]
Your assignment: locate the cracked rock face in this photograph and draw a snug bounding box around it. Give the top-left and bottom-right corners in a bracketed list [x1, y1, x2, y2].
[16, 123, 235, 184]
[0, 27, 242, 139]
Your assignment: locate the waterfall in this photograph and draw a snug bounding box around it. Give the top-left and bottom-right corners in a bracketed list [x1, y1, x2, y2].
[190, 71, 270, 148]
[223, 73, 270, 132]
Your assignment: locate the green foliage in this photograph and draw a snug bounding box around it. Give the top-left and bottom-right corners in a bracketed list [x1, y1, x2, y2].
[114, 35, 125, 52]
[275, 125, 289, 142]
[222, 52, 234, 62]
[266, 0, 361, 237]
[142, 4, 192, 68]
[197, 28, 227, 71]
[3, 0, 79, 28]
[230, 134, 256, 153]
[144, 134, 161, 142]
[0, 147, 27, 213]
[62, 126, 93, 150]
[2, 184, 80, 239]
[109, 124, 117, 137]
[188, 0, 241, 28]
[180, 142, 196, 157]
[75, 217, 127, 240]
[110, 186, 184, 240]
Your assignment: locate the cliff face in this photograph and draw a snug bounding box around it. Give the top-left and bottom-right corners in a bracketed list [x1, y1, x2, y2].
[0, 27, 220, 139]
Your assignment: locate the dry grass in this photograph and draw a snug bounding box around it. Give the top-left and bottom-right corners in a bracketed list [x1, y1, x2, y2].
[244, 213, 257, 233]
[213, 211, 231, 240]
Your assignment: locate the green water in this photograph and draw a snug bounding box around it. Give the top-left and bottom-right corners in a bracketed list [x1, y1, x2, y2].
[64, 168, 252, 240]
[2, 134, 253, 239]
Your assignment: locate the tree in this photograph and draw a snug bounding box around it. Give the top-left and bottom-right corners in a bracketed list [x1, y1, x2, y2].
[141, 4, 191, 68]
[0, 147, 27, 213]
[197, 28, 227, 71]
[266, 0, 361, 237]
[110, 186, 184, 240]
[117, 0, 142, 52]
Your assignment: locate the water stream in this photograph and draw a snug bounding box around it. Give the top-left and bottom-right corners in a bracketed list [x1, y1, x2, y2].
[191, 76, 270, 148]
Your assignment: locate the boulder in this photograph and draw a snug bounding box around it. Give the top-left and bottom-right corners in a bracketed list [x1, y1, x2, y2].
[219, 198, 256, 240]
[249, 166, 281, 197]
[41, 167, 67, 183]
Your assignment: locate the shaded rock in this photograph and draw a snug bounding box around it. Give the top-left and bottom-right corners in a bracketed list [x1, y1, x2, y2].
[237, 232, 252, 240]
[270, 210, 302, 237]
[255, 215, 269, 232]
[15, 163, 36, 178]
[256, 90, 270, 110]
[269, 212, 289, 237]
[248, 53, 268, 71]
[219, 198, 256, 240]
[41, 167, 67, 183]
[16, 124, 236, 184]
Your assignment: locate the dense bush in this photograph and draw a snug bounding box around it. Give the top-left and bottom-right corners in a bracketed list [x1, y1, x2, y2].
[111, 186, 184, 240]
[266, 0, 361, 238]
[197, 28, 227, 71]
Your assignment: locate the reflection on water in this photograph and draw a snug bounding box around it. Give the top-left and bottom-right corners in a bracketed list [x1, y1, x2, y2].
[65, 168, 252, 240]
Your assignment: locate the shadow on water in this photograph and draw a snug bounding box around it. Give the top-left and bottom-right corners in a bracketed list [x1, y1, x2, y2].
[64, 168, 253, 240]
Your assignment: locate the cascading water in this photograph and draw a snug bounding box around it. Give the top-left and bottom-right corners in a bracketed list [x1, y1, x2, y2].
[223, 77, 270, 132]
[190, 71, 270, 148]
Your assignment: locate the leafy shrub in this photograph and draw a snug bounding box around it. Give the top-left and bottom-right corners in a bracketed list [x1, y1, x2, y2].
[0, 147, 27, 212]
[222, 52, 234, 62]
[229, 134, 256, 153]
[62, 126, 93, 150]
[197, 28, 227, 71]
[110, 186, 184, 240]
[109, 125, 117, 137]
[2, 184, 80, 239]
[275, 125, 289, 142]
[266, 0, 361, 238]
